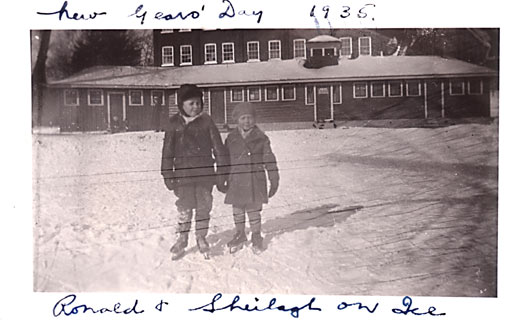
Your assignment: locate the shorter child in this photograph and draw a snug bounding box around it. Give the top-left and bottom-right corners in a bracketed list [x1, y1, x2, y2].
[223, 102, 279, 254]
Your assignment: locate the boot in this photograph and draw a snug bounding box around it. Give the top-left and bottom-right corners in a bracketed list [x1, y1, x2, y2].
[170, 232, 189, 260]
[227, 230, 248, 254]
[196, 235, 210, 260]
[251, 233, 264, 255]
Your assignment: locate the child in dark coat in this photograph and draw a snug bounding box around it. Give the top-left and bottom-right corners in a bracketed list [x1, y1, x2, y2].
[224, 102, 280, 254]
[161, 84, 227, 260]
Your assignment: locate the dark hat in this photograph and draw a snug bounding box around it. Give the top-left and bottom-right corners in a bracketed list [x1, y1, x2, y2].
[178, 84, 203, 105]
[232, 102, 256, 120]
[177, 84, 203, 116]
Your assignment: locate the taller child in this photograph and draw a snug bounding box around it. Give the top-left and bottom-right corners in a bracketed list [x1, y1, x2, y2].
[161, 84, 227, 260]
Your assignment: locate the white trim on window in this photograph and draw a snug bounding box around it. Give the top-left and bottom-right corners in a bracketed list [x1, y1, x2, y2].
[268, 40, 281, 60]
[281, 85, 296, 101]
[180, 45, 192, 66]
[247, 86, 262, 102]
[293, 39, 306, 59]
[161, 46, 174, 66]
[230, 87, 244, 102]
[467, 79, 483, 95]
[449, 80, 465, 96]
[332, 84, 342, 104]
[128, 90, 144, 106]
[64, 89, 80, 106]
[358, 36, 372, 56]
[370, 82, 386, 98]
[265, 86, 280, 101]
[340, 37, 353, 57]
[87, 89, 104, 106]
[222, 42, 235, 63]
[247, 41, 260, 62]
[178, 29, 191, 32]
[161, 29, 174, 33]
[388, 81, 403, 97]
[204, 43, 217, 64]
[305, 85, 315, 105]
[203, 89, 211, 111]
[151, 90, 165, 106]
[406, 81, 422, 97]
[353, 82, 368, 99]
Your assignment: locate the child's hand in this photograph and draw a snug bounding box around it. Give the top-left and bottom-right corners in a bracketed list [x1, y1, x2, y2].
[164, 178, 177, 191]
[268, 180, 279, 198]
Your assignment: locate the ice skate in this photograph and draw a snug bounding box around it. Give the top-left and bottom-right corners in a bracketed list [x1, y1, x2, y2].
[170, 233, 189, 261]
[227, 230, 247, 254]
[196, 235, 210, 260]
[251, 233, 264, 255]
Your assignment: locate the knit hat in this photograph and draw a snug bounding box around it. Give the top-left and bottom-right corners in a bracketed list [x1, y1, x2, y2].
[178, 84, 203, 116]
[232, 102, 256, 121]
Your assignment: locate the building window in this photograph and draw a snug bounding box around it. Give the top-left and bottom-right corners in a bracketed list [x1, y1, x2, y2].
[353, 82, 368, 98]
[170, 91, 178, 105]
[371, 82, 385, 98]
[180, 45, 192, 65]
[388, 81, 403, 97]
[160, 29, 173, 33]
[359, 36, 372, 56]
[230, 87, 244, 102]
[406, 81, 422, 96]
[282, 85, 296, 101]
[88, 89, 103, 106]
[247, 41, 260, 61]
[450, 80, 465, 95]
[129, 90, 144, 106]
[203, 90, 211, 109]
[265, 86, 279, 101]
[269, 40, 281, 60]
[204, 43, 217, 64]
[468, 79, 483, 95]
[305, 86, 315, 105]
[222, 43, 235, 63]
[332, 84, 342, 104]
[64, 89, 79, 106]
[293, 39, 306, 59]
[248, 87, 261, 102]
[151, 90, 165, 105]
[340, 37, 353, 57]
[162, 46, 174, 66]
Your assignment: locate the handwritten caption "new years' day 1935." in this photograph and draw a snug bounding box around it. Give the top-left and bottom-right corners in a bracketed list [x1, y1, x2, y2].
[36, 1, 377, 25]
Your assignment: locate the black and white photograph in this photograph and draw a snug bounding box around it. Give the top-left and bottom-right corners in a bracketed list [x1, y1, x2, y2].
[30, 27, 500, 297]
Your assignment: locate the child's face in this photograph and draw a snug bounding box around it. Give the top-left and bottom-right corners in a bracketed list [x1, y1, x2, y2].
[238, 114, 255, 131]
[182, 97, 202, 117]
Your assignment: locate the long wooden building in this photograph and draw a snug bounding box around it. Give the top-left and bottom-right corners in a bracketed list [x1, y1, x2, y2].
[47, 29, 497, 132]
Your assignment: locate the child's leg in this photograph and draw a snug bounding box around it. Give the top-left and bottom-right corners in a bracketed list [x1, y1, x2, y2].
[246, 203, 264, 253]
[245, 203, 263, 235]
[228, 205, 248, 251]
[232, 205, 247, 233]
[193, 182, 213, 238]
[174, 184, 197, 236]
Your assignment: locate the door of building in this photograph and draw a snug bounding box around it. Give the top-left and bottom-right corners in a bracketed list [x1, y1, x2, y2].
[316, 85, 332, 121]
[108, 92, 125, 132]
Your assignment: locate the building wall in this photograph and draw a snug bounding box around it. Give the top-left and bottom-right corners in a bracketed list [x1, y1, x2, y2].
[153, 29, 391, 67]
[57, 76, 493, 132]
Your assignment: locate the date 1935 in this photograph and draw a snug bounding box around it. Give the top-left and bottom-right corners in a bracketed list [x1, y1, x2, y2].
[310, 3, 376, 21]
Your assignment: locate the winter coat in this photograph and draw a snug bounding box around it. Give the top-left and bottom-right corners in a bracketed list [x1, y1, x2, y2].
[161, 113, 227, 186]
[224, 126, 279, 205]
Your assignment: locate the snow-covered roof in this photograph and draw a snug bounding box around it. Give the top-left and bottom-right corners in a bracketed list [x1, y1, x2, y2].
[48, 56, 497, 89]
[308, 35, 341, 43]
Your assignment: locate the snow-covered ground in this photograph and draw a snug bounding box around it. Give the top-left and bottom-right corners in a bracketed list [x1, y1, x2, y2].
[32, 122, 498, 296]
